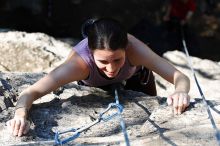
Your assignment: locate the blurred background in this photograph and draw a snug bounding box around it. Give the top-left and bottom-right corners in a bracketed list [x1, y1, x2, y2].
[0, 0, 220, 61]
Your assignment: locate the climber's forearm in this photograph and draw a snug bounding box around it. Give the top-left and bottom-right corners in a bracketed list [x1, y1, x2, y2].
[14, 89, 36, 118]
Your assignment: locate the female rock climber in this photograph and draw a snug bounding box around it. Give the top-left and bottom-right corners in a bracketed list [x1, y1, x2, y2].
[7, 18, 190, 137]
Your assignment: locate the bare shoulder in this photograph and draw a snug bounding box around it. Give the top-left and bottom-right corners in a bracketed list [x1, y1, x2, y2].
[64, 49, 89, 80]
[126, 34, 139, 65]
[126, 34, 154, 66]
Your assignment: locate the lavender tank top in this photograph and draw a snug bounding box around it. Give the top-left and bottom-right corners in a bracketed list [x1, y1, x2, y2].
[73, 38, 137, 87]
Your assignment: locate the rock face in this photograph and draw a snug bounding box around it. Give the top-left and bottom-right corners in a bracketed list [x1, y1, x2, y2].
[0, 31, 73, 72]
[0, 72, 220, 146]
[0, 31, 220, 145]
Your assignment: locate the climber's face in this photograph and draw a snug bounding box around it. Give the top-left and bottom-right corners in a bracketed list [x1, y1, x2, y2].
[93, 48, 126, 78]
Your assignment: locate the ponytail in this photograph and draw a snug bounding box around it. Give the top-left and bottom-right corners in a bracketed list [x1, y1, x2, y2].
[81, 19, 97, 38]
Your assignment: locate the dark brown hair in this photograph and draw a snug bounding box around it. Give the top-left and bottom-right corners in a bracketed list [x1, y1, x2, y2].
[81, 18, 128, 51]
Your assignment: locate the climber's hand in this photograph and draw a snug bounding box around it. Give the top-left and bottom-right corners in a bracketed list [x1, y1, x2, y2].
[167, 91, 190, 115]
[6, 108, 30, 137]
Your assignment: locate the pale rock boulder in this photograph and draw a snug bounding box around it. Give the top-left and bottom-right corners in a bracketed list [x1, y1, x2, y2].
[0, 31, 73, 72]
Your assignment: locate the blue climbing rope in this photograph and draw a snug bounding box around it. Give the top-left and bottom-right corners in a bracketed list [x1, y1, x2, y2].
[54, 87, 130, 145]
[114, 88, 131, 146]
[180, 26, 220, 145]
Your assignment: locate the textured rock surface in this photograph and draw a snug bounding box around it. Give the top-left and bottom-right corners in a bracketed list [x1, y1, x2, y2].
[0, 71, 220, 146]
[0, 31, 73, 72]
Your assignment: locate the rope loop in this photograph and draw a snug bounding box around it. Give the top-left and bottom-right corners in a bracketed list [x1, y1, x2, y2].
[100, 103, 123, 122]
[55, 128, 80, 145]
